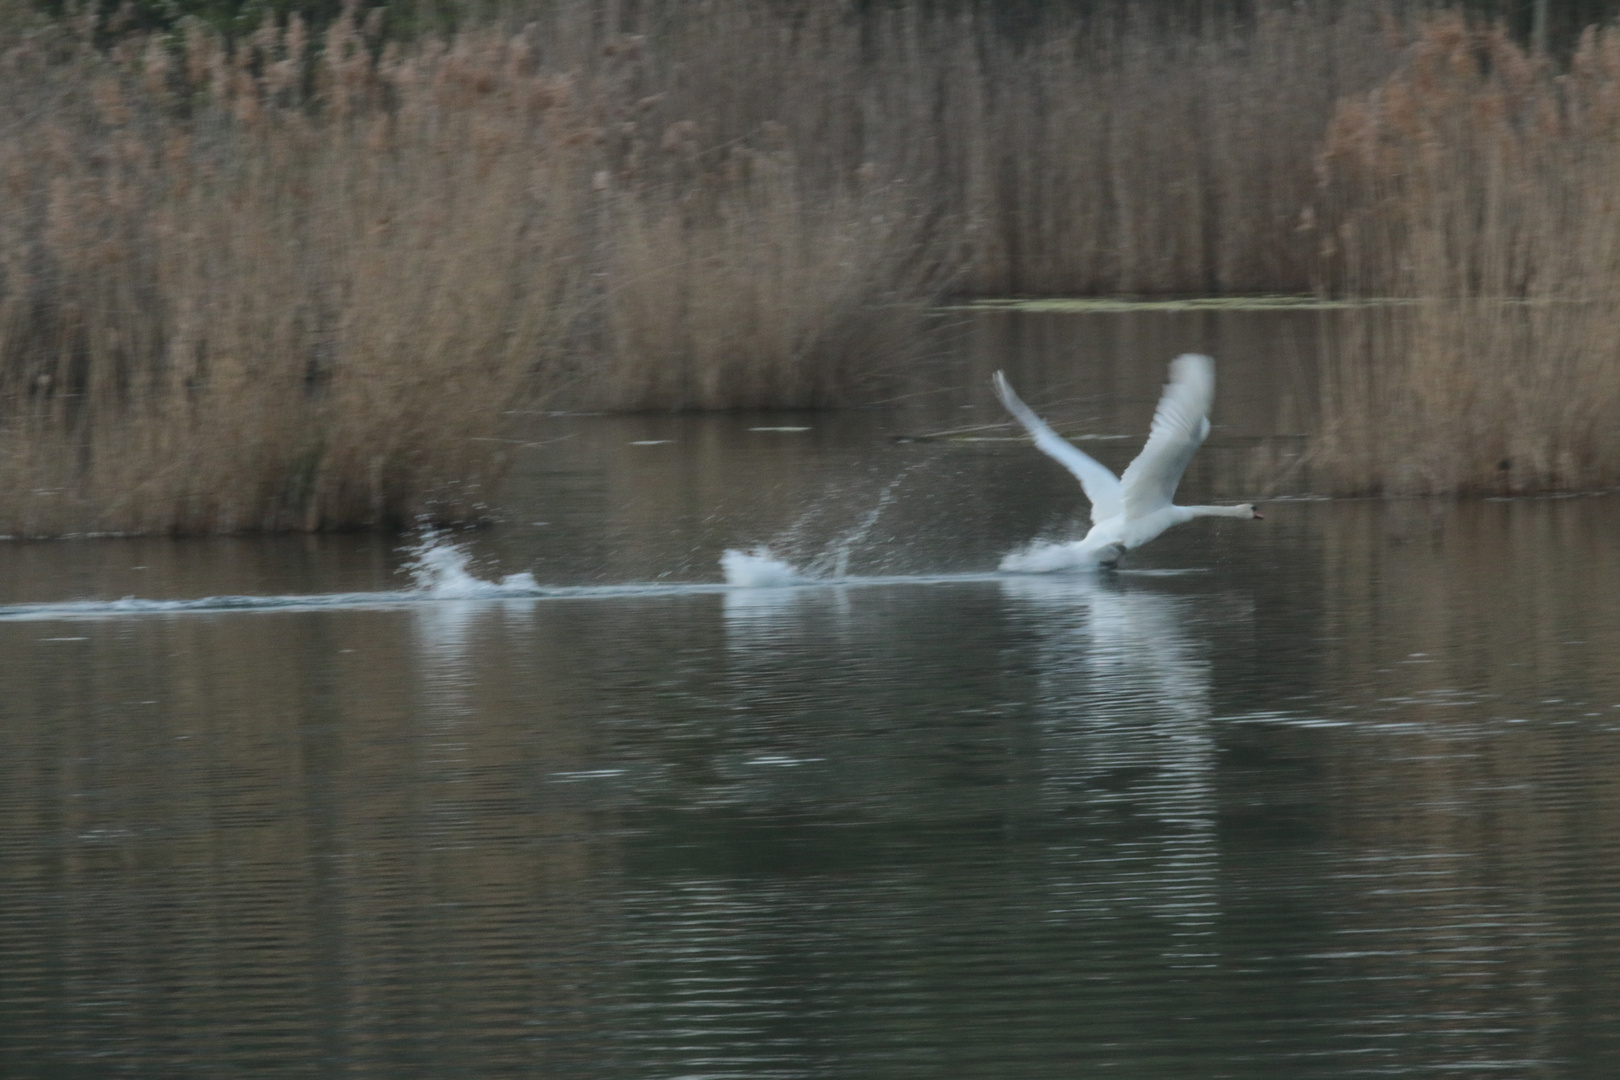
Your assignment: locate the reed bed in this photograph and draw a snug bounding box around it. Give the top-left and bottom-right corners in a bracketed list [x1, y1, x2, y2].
[585, 1, 1407, 297]
[0, 1, 1439, 534]
[958, 4, 1405, 296]
[0, 16, 598, 533]
[0, 7, 949, 534]
[1312, 15, 1620, 495]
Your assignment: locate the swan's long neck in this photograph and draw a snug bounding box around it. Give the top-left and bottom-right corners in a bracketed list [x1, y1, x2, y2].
[1183, 504, 1254, 519]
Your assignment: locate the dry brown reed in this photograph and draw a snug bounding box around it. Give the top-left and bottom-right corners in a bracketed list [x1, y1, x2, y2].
[0, 1, 1426, 535]
[593, 159, 934, 409]
[956, 4, 1406, 296]
[588, 1, 1409, 298]
[1, 14, 599, 534]
[0, 5, 948, 534]
[1312, 14, 1620, 495]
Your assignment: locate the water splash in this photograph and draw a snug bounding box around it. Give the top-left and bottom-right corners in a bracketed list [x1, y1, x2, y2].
[809, 460, 933, 579]
[720, 547, 807, 587]
[723, 464, 925, 586]
[402, 530, 539, 598]
[999, 539, 1118, 573]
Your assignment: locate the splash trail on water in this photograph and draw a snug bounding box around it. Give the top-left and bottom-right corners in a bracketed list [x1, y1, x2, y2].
[0, 527, 1039, 622]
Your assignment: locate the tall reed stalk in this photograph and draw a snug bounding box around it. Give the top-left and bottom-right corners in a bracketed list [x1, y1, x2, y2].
[1313, 15, 1620, 495]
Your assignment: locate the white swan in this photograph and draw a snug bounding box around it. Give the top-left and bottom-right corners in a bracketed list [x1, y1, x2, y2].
[994, 354, 1261, 571]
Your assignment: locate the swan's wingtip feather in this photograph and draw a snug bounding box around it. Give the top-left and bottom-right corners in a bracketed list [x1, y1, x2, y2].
[1169, 353, 1215, 382]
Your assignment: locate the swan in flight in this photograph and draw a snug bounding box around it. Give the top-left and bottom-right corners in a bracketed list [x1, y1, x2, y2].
[994, 354, 1261, 571]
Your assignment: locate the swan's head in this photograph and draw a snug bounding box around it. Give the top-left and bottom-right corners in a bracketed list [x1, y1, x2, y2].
[1245, 504, 1264, 520]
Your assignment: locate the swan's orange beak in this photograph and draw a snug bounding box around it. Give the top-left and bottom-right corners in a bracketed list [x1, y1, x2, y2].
[1252, 508, 1265, 520]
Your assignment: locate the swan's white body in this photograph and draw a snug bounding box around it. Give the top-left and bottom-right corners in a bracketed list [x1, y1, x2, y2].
[994, 354, 1260, 571]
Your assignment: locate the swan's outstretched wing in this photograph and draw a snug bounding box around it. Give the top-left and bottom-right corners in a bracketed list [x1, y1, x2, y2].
[993, 371, 1122, 523]
[1120, 354, 1214, 521]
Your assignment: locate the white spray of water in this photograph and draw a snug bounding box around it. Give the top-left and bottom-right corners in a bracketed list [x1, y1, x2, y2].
[403, 530, 539, 598]
[999, 539, 1118, 573]
[811, 459, 933, 579]
[722, 459, 935, 587]
[720, 547, 806, 587]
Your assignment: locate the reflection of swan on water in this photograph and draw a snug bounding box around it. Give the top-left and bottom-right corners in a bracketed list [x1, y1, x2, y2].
[1001, 574, 1237, 938]
[994, 354, 1262, 572]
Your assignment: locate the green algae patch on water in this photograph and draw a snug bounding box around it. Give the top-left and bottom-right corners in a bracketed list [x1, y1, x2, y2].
[945, 295, 1417, 314]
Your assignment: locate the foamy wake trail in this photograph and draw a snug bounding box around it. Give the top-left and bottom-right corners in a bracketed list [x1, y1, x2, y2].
[999, 540, 1113, 574]
[721, 548, 808, 588]
[404, 532, 539, 598]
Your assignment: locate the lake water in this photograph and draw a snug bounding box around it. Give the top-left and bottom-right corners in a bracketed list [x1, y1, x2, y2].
[3, 310, 1620, 1078]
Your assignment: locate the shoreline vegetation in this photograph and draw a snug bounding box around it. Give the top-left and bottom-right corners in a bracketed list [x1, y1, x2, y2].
[1, 2, 1618, 535]
[1315, 15, 1620, 496]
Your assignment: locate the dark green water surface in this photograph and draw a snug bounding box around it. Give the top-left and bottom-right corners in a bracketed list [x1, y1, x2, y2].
[3, 311, 1619, 1077]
